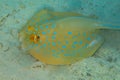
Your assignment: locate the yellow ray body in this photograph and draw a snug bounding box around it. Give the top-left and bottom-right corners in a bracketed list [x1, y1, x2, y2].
[19, 10, 104, 65]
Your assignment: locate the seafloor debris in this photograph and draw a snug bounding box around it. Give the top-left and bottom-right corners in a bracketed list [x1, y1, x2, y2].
[3, 46, 9, 52]
[0, 42, 3, 49]
[10, 29, 19, 38]
[0, 14, 10, 27]
[0, 42, 9, 52]
[31, 62, 46, 69]
[0, 41, 9, 52]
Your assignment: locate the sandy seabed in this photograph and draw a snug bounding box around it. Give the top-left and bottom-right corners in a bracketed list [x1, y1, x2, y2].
[0, 0, 120, 80]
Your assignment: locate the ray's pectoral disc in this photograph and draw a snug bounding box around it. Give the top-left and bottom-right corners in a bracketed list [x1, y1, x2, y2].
[19, 9, 104, 65]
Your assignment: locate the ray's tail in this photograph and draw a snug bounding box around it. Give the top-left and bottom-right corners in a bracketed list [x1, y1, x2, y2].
[100, 23, 120, 30]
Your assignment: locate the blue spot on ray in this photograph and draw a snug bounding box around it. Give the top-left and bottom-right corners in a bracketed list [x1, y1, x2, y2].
[64, 54, 69, 56]
[79, 41, 83, 44]
[52, 50, 55, 52]
[51, 24, 56, 28]
[66, 41, 69, 44]
[33, 32, 36, 34]
[36, 22, 39, 26]
[53, 32, 57, 35]
[46, 20, 49, 22]
[78, 33, 80, 36]
[26, 29, 28, 32]
[52, 54, 59, 58]
[87, 37, 91, 41]
[46, 25, 48, 28]
[42, 32, 46, 34]
[40, 20, 42, 22]
[83, 32, 86, 36]
[68, 32, 72, 35]
[61, 50, 64, 52]
[74, 41, 77, 44]
[73, 36, 77, 38]
[58, 41, 61, 44]
[35, 44, 38, 46]
[43, 44, 46, 47]
[52, 42, 56, 46]
[40, 46, 42, 48]
[40, 26, 43, 29]
[72, 45, 76, 48]
[64, 53, 74, 57]
[35, 28, 38, 31]
[52, 36, 56, 39]
[62, 45, 66, 48]
[48, 42, 50, 45]
[83, 44, 89, 48]
[86, 44, 89, 47]
[92, 34, 95, 36]
[48, 30, 50, 33]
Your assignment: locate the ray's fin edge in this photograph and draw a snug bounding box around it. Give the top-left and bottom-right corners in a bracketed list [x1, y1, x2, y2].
[99, 23, 120, 30]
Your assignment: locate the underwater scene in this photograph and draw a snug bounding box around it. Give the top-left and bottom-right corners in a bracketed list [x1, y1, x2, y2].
[0, 0, 120, 80]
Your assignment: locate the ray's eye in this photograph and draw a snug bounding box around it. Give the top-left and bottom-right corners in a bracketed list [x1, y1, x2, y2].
[37, 35, 40, 39]
[30, 34, 40, 44]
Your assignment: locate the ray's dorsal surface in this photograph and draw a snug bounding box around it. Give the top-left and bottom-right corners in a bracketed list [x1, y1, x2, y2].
[19, 9, 104, 65]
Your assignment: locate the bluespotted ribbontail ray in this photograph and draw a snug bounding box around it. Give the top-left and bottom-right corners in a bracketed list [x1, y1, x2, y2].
[19, 9, 120, 65]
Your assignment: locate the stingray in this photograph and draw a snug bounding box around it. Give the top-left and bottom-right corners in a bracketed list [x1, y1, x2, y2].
[19, 9, 120, 65]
